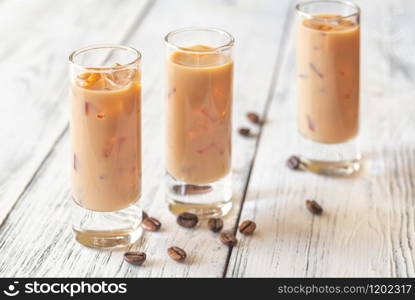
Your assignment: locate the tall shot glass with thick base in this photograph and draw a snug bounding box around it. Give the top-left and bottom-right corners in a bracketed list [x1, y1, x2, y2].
[296, 0, 361, 176]
[164, 27, 234, 218]
[69, 45, 142, 248]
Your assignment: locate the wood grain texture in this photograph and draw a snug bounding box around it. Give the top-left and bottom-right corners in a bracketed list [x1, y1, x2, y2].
[226, 0, 415, 277]
[0, 0, 292, 277]
[1, 0, 414, 278]
[0, 0, 153, 225]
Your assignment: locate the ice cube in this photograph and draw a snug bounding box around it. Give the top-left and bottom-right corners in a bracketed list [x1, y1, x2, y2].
[111, 64, 136, 86]
[102, 73, 120, 90]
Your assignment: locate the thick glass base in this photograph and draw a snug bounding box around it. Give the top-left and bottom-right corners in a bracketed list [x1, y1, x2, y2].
[165, 172, 232, 218]
[72, 199, 143, 249]
[297, 134, 361, 176]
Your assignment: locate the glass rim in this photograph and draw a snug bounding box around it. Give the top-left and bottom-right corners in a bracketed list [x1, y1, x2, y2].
[295, 0, 360, 21]
[164, 27, 235, 54]
[68, 44, 141, 70]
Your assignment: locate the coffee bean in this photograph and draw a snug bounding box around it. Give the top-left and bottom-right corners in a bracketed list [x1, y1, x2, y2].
[238, 220, 256, 235]
[208, 218, 223, 233]
[220, 231, 238, 247]
[238, 128, 251, 137]
[173, 185, 212, 195]
[177, 212, 198, 228]
[142, 217, 161, 231]
[167, 246, 187, 262]
[306, 200, 323, 215]
[142, 211, 148, 220]
[124, 251, 146, 266]
[246, 112, 261, 124]
[286, 155, 302, 170]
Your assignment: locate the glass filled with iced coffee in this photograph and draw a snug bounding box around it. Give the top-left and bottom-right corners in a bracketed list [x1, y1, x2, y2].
[296, 0, 361, 175]
[164, 27, 234, 218]
[69, 45, 142, 248]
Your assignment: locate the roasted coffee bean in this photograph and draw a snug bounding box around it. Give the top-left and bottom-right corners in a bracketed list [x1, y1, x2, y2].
[167, 246, 187, 262]
[247, 112, 261, 124]
[208, 218, 223, 233]
[286, 155, 302, 170]
[238, 220, 256, 235]
[142, 211, 148, 220]
[238, 127, 251, 137]
[177, 212, 198, 228]
[142, 217, 161, 231]
[173, 185, 212, 195]
[124, 251, 146, 266]
[306, 200, 323, 215]
[220, 231, 238, 247]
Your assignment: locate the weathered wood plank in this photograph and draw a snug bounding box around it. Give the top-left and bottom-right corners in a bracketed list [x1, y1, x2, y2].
[226, 0, 415, 277]
[0, 0, 293, 277]
[0, 0, 153, 225]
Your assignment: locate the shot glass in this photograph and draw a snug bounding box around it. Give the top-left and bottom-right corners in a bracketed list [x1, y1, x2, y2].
[69, 45, 142, 248]
[296, 0, 361, 175]
[164, 27, 234, 218]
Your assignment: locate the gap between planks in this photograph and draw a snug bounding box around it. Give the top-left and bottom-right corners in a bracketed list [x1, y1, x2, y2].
[222, 0, 296, 278]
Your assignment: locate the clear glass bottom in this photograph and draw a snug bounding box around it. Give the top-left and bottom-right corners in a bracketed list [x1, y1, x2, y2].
[72, 198, 143, 249]
[297, 134, 361, 176]
[165, 172, 232, 218]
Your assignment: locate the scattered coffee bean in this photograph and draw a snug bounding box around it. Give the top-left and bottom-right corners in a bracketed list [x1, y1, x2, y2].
[286, 155, 302, 170]
[238, 220, 256, 235]
[220, 231, 238, 247]
[124, 251, 146, 266]
[142, 211, 148, 220]
[238, 127, 251, 137]
[142, 217, 162, 231]
[247, 112, 261, 124]
[208, 218, 224, 233]
[306, 200, 323, 215]
[167, 246, 187, 262]
[173, 184, 212, 195]
[177, 212, 199, 228]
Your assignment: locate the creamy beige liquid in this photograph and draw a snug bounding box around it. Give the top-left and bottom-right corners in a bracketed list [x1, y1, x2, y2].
[70, 68, 141, 212]
[297, 14, 360, 144]
[166, 45, 233, 184]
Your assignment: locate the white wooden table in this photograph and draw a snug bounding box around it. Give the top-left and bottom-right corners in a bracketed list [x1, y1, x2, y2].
[0, 0, 414, 277]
